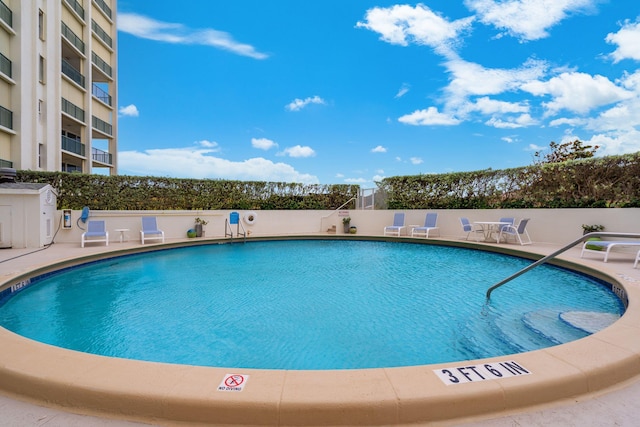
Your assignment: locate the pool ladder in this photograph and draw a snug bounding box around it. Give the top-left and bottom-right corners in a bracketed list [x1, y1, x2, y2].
[486, 232, 640, 301]
[224, 213, 246, 243]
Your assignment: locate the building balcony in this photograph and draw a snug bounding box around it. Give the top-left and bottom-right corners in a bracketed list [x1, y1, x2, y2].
[61, 135, 86, 157]
[62, 98, 85, 122]
[0, 105, 13, 130]
[62, 59, 85, 88]
[92, 83, 112, 106]
[91, 51, 112, 79]
[92, 148, 112, 165]
[92, 116, 112, 136]
[0, 52, 11, 79]
[91, 19, 112, 48]
[0, 158, 12, 168]
[61, 21, 85, 54]
[0, 0, 12, 28]
[64, 0, 84, 20]
[94, 0, 112, 20]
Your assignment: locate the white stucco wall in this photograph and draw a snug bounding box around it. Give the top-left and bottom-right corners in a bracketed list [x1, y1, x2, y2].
[50, 208, 640, 247]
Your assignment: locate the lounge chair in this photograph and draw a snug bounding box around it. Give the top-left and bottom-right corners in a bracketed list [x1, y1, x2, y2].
[411, 213, 439, 238]
[140, 216, 165, 244]
[580, 240, 640, 263]
[384, 213, 405, 236]
[499, 218, 532, 245]
[81, 220, 108, 247]
[459, 217, 483, 241]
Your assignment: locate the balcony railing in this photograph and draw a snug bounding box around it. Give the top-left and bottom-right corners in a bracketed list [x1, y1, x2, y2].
[92, 83, 112, 106]
[94, 0, 112, 19]
[91, 51, 112, 78]
[62, 135, 86, 156]
[0, 0, 12, 28]
[61, 22, 85, 54]
[0, 52, 11, 78]
[62, 59, 85, 87]
[92, 115, 112, 135]
[0, 159, 12, 168]
[0, 105, 12, 129]
[91, 19, 112, 48]
[92, 147, 112, 164]
[61, 98, 85, 122]
[64, 0, 84, 20]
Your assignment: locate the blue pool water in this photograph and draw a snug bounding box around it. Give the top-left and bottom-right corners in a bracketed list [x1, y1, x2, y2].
[0, 240, 625, 370]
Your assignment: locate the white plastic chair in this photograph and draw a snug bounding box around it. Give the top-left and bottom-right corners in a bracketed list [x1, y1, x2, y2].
[499, 218, 532, 245]
[459, 217, 483, 241]
[140, 217, 165, 244]
[81, 220, 109, 247]
[383, 213, 406, 236]
[411, 213, 439, 238]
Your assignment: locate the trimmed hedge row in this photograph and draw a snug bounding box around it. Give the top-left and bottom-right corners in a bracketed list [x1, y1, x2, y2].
[15, 172, 359, 210]
[377, 152, 640, 209]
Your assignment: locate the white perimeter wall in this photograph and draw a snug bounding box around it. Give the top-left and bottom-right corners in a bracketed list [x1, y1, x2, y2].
[49, 208, 640, 247]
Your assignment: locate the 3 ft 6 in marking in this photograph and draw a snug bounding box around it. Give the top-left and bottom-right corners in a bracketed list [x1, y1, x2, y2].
[434, 360, 531, 385]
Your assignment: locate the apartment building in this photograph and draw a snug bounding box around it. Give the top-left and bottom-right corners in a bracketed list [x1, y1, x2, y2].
[0, 0, 117, 175]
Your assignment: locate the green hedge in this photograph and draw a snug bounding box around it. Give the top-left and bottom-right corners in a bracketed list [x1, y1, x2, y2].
[377, 152, 640, 209]
[15, 172, 359, 210]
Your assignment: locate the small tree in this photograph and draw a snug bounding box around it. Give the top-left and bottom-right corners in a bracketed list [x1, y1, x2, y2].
[533, 139, 599, 164]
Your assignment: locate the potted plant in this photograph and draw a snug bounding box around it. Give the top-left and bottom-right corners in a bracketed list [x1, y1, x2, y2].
[582, 224, 604, 250]
[342, 217, 351, 233]
[195, 217, 209, 237]
[582, 224, 604, 235]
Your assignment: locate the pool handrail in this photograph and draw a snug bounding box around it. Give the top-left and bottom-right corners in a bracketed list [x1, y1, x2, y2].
[486, 232, 640, 301]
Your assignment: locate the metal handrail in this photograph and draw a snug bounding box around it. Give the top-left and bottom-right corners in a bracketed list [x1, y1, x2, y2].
[486, 232, 640, 301]
[319, 197, 357, 232]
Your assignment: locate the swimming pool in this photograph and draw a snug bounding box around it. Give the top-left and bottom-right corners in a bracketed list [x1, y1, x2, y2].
[0, 240, 624, 370]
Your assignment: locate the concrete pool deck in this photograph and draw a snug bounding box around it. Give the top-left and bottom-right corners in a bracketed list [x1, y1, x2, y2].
[1, 236, 640, 426]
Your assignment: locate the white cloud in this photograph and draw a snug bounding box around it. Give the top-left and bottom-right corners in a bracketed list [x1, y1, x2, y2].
[444, 57, 547, 107]
[485, 113, 537, 128]
[196, 140, 219, 150]
[285, 96, 326, 112]
[526, 143, 545, 151]
[119, 104, 139, 117]
[371, 145, 387, 153]
[395, 83, 410, 98]
[410, 157, 424, 165]
[466, 96, 530, 115]
[398, 107, 461, 126]
[281, 145, 316, 158]
[117, 147, 318, 184]
[522, 72, 634, 115]
[251, 137, 278, 150]
[118, 13, 268, 59]
[356, 4, 474, 55]
[465, 0, 595, 41]
[606, 20, 640, 63]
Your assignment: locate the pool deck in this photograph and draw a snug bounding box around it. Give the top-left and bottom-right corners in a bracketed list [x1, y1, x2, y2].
[1, 237, 640, 426]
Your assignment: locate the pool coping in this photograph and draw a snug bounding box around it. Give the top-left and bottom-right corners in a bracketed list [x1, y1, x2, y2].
[1, 236, 639, 426]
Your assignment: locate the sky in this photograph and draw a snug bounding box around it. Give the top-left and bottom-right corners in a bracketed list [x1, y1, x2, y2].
[115, 0, 640, 188]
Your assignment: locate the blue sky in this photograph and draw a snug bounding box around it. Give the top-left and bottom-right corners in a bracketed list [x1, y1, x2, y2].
[116, 1, 640, 188]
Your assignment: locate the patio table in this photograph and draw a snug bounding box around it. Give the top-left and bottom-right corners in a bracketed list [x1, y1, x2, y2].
[473, 221, 512, 243]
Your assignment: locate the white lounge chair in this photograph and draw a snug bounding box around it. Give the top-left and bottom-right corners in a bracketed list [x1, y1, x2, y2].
[384, 213, 405, 236]
[581, 240, 640, 263]
[459, 217, 483, 241]
[411, 213, 439, 238]
[140, 217, 165, 244]
[499, 218, 532, 245]
[81, 220, 108, 247]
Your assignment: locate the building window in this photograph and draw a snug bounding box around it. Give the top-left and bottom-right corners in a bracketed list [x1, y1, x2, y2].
[39, 10, 45, 40]
[38, 99, 43, 119]
[39, 56, 45, 83]
[38, 143, 44, 168]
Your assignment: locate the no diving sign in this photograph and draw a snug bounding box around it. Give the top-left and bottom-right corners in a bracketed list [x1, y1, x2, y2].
[218, 374, 249, 392]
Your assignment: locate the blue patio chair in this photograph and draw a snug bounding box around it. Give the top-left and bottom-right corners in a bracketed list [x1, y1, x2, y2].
[383, 213, 406, 236]
[81, 220, 108, 247]
[411, 213, 439, 238]
[499, 218, 532, 245]
[140, 216, 165, 244]
[498, 217, 515, 233]
[459, 217, 483, 241]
